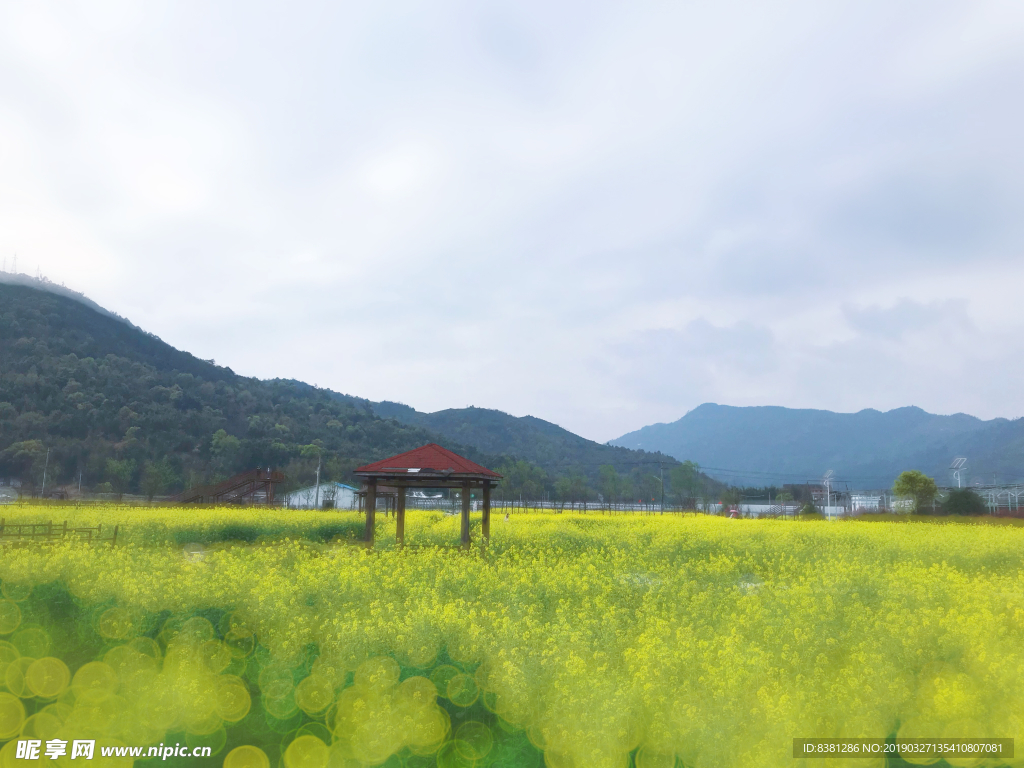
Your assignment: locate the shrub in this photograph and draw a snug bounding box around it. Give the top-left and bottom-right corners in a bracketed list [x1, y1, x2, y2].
[943, 488, 988, 516]
[798, 503, 825, 519]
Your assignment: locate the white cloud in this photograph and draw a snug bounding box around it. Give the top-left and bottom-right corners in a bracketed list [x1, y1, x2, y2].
[1, 0, 1023, 441]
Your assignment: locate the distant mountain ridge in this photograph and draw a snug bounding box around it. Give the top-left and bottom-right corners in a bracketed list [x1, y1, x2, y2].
[372, 401, 681, 483]
[610, 403, 1024, 488]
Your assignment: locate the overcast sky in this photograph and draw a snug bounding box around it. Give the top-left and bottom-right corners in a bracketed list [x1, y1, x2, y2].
[2, 1, 1023, 442]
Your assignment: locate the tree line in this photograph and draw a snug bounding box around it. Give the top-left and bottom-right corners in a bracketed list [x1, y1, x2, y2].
[492, 459, 718, 511]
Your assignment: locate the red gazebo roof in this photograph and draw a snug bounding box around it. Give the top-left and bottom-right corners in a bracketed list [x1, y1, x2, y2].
[355, 443, 501, 478]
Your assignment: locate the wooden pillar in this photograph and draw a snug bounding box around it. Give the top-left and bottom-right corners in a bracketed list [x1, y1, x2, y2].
[482, 483, 491, 541]
[461, 480, 471, 547]
[365, 479, 377, 546]
[396, 486, 406, 546]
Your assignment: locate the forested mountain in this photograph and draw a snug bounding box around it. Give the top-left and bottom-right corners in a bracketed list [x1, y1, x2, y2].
[611, 403, 1024, 488]
[0, 278, 685, 502]
[372, 401, 679, 482]
[0, 280, 493, 497]
[370, 401, 710, 505]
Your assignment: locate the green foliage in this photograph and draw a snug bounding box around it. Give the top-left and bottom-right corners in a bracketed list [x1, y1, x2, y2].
[373, 401, 689, 486]
[0, 283, 496, 496]
[141, 458, 178, 501]
[798, 504, 826, 519]
[720, 488, 742, 507]
[635, 471, 660, 506]
[0, 439, 46, 487]
[943, 488, 988, 516]
[495, 459, 549, 502]
[1, 283, 720, 502]
[211, 429, 241, 457]
[299, 442, 325, 459]
[105, 458, 136, 500]
[554, 469, 591, 509]
[669, 460, 702, 506]
[598, 464, 622, 506]
[893, 470, 938, 513]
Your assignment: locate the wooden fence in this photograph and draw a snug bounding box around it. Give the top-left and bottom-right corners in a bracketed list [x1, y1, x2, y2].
[0, 519, 119, 546]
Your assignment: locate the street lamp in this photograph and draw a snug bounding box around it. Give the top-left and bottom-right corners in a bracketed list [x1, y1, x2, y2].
[950, 457, 967, 489]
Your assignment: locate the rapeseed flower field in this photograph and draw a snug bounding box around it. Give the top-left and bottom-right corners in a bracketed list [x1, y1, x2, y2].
[0, 506, 1021, 768]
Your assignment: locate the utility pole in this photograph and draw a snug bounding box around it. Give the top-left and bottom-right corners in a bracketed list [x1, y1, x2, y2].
[41, 448, 50, 498]
[822, 470, 834, 521]
[314, 454, 322, 510]
[660, 463, 665, 514]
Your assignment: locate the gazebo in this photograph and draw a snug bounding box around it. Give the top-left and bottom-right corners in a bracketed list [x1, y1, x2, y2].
[354, 444, 502, 547]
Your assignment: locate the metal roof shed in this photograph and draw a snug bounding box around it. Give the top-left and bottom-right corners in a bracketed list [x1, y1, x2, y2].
[354, 443, 502, 547]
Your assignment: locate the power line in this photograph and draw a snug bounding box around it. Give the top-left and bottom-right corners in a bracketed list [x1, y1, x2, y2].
[499, 455, 994, 486]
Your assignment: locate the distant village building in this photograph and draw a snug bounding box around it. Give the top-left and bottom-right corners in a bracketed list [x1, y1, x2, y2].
[283, 482, 359, 510]
[850, 494, 884, 512]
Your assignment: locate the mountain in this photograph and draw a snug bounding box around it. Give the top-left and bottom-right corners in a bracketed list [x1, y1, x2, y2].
[610, 403, 1024, 488]
[0, 278, 492, 496]
[1, 271, 139, 328]
[0, 277, 679, 500]
[371, 401, 681, 483]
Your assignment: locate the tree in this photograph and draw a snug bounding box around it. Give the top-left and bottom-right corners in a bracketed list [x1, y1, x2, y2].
[670, 461, 701, 509]
[300, 442, 325, 460]
[720, 488, 742, 515]
[798, 503, 825, 518]
[567, 470, 591, 512]
[211, 429, 241, 476]
[0, 440, 47, 491]
[943, 488, 988, 516]
[552, 469, 590, 511]
[496, 460, 549, 508]
[554, 476, 572, 511]
[893, 470, 938, 513]
[619, 475, 635, 509]
[106, 458, 137, 501]
[598, 465, 621, 510]
[635, 471, 660, 511]
[141, 459, 177, 502]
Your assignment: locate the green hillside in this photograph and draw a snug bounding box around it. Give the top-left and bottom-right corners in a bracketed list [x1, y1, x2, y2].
[373, 401, 679, 480]
[0, 279, 692, 503]
[368, 402, 718, 506]
[0, 280, 492, 497]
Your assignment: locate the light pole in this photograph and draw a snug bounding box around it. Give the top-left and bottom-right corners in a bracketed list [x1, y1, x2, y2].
[951, 457, 967, 489]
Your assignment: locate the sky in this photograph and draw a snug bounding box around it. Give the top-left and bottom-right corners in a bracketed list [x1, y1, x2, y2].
[1, 1, 1023, 443]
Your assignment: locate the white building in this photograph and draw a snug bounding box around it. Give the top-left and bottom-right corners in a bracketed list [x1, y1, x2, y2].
[850, 494, 883, 511]
[283, 482, 358, 510]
